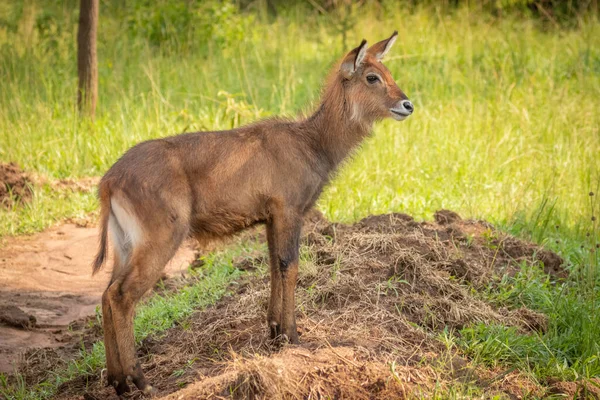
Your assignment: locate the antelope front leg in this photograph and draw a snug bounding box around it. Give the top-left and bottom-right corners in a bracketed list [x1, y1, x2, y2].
[266, 211, 302, 343]
[266, 223, 283, 339]
[280, 255, 299, 343]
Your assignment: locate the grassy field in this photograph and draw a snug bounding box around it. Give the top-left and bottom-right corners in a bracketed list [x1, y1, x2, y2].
[1, 2, 599, 238]
[1, 1, 599, 398]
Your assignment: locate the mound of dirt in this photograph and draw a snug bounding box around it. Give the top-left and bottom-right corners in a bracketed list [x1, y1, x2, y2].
[47, 210, 569, 399]
[163, 346, 431, 400]
[0, 162, 33, 207]
[300, 211, 561, 333]
[0, 305, 36, 329]
[547, 378, 600, 399]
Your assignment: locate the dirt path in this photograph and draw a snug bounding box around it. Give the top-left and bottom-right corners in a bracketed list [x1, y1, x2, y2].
[0, 223, 196, 373]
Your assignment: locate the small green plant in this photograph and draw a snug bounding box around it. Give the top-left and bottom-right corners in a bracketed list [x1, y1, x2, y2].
[465, 233, 475, 248]
[171, 358, 198, 378]
[482, 229, 499, 250]
[330, 255, 343, 281]
[171, 369, 185, 378]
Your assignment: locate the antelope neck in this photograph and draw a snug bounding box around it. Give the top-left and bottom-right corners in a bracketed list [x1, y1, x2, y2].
[302, 81, 374, 171]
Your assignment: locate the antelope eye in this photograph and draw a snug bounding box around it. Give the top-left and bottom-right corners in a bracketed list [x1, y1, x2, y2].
[366, 75, 379, 84]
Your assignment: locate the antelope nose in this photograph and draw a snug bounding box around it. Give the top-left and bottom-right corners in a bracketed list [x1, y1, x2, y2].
[402, 100, 414, 114]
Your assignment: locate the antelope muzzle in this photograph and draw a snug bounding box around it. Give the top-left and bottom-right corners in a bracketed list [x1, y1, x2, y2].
[390, 99, 414, 121]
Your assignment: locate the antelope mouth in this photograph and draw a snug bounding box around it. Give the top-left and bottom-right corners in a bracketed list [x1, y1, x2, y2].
[390, 108, 411, 120]
[390, 100, 414, 121]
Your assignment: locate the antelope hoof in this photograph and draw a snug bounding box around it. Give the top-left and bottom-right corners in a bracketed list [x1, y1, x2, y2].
[283, 330, 300, 345]
[132, 373, 155, 396]
[142, 384, 157, 396]
[110, 377, 130, 396]
[269, 321, 281, 340]
[273, 329, 299, 345]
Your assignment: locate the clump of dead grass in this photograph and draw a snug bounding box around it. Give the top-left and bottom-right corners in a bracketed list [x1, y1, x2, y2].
[0, 162, 33, 207]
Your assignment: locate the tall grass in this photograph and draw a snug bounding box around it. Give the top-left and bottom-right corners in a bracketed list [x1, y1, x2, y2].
[1, 2, 598, 236]
[0, 0, 599, 386]
[0, 2, 600, 231]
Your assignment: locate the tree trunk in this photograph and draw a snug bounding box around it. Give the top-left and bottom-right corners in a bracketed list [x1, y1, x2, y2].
[77, 0, 99, 117]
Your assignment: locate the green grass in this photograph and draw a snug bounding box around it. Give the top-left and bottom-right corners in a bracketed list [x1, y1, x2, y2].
[0, 185, 96, 238]
[459, 190, 600, 383]
[460, 260, 600, 381]
[1, 2, 598, 235]
[0, 0, 599, 396]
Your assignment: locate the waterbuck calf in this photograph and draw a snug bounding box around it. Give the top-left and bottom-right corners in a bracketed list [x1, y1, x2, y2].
[93, 31, 413, 395]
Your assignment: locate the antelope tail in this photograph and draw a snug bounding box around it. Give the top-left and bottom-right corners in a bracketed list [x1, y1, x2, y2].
[92, 184, 111, 275]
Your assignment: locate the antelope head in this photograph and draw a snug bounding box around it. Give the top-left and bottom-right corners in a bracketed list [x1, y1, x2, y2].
[340, 31, 414, 122]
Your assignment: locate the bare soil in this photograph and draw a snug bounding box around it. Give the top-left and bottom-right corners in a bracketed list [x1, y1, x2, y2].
[0, 223, 196, 374]
[4, 209, 579, 400]
[0, 162, 33, 207]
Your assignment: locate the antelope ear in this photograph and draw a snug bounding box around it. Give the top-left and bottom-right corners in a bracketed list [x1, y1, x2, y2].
[340, 39, 368, 79]
[368, 31, 398, 61]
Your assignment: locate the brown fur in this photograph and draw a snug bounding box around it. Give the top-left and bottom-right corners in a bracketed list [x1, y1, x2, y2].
[93, 32, 412, 395]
